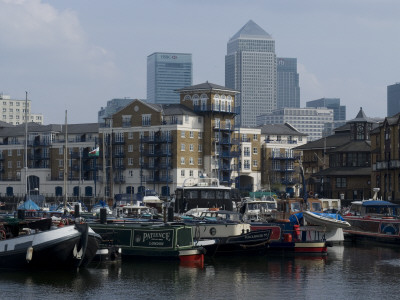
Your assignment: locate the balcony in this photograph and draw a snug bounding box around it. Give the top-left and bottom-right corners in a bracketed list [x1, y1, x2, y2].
[142, 150, 172, 157]
[221, 150, 240, 158]
[143, 176, 173, 183]
[113, 152, 125, 158]
[141, 136, 173, 143]
[193, 104, 237, 114]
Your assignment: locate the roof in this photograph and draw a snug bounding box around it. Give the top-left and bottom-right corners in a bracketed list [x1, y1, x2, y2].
[347, 107, 376, 124]
[177, 82, 238, 94]
[294, 132, 350, 150]
[160, 104, 198, 116]
[361, 200, 400, 207]
[328, 140, 371, 153]
[229, 20, 272, 41]
[259, 123, 307, 136]
[312, 166, 371, 177]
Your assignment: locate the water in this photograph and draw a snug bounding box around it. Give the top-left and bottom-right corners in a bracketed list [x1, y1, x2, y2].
[1, 244, 400, 300]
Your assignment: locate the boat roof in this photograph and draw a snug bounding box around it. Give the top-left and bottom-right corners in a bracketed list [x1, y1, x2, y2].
[357, 200, 400, 207]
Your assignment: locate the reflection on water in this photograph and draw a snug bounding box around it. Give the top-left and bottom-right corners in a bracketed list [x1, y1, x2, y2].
[0, 245, 400, 299]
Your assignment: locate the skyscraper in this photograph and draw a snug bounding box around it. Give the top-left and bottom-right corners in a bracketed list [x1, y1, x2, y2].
[306, 98, 346, 121]
[147, 52, 192, 104]
[225, 20, 277, 127]
[387, 83, 400, 117]
[277, 57, 300, 108]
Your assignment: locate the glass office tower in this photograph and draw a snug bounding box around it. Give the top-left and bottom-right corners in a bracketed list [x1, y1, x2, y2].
[225, 20, 277, 127]
[147, 52, 192, 104]
[277, 57, 300, 108]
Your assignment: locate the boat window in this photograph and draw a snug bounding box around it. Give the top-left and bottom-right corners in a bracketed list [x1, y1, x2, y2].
[186, 190, 198, 199]
[291, 202, 301, 212]
[248, 203, 259, 210]
[201, 190, 216, 199]
[216, 190, 224, 199]
[311, 202, 322, 212]
[268, 203, 277, 210]
[224, 191, 230, 199]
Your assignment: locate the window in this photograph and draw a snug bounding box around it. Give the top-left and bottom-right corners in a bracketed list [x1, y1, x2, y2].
[128, 145, 133, 152]
[181, 170, 185, 177]
[253, 147, 258, 154]
[198, 132, 203, 139]
[253, 160, 258, 167]
[59, 160, 64, 167]
[142, 114, 151, 126]
[189, 170, 194, 177]
[8, 161, 12, 168]
[189, 144, 194, 151]
[189, 157, 194, 165]
[181, 131, 185, 138]
[17, 149, 21, 156]
[336, 177, 347, 188]
[17, 161, 21, 168]
[198, 144, 202, 152]
[128, 158, 133, 165]
[180, 157, 185, 164]
[8, 150, 12, 156]
[128, 132, 134, 139]
[59, 147, 63, 155]
[244, 160, 250, 170]
[198, 158, 203, 165]
[253, 134, 258, 141]
[189, 131, 194, 138]
[181, 144, 185, 151]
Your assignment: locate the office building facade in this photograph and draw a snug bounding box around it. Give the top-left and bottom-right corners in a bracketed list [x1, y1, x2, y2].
[0, 94, 43, 125]
[277, 58, 300, 108]
[256, 107, 334, 141]
[387, 83, 400, 117]
[225, 20, 277, 127]
[147, 52, 192, 104]
[306, 98, 346, 121]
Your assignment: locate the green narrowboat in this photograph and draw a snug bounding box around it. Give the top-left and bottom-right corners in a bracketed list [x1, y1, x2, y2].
[90, 222, 205, 264]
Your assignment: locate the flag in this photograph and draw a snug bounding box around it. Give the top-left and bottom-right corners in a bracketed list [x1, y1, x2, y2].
[89, 147, 99, 157]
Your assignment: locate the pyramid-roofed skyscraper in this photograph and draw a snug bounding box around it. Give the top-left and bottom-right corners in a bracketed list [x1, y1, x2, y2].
[225, 20, 277, 127]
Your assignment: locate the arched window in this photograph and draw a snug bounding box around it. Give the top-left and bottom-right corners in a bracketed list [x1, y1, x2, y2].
[55, 186, 63, 197]
[6, 186, 13, 197]
[85, 186, 93, 197]
[126, 186, 134, 194]
[73, 186, 80, 197]
[161, 186, 170, 196]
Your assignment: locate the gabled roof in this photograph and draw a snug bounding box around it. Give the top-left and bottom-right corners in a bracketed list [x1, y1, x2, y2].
[327, 140, 371, 153]
[259, 123, 307, 136]
[177, 82, 238, 94]
[230, 20, 272, 41]
[294, 132, 350, 151]
[160, 104, 198, 116]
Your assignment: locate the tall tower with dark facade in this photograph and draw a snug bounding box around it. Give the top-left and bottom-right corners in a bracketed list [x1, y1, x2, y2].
[277, 57, 300, 108]
[387, 83, 400, 117]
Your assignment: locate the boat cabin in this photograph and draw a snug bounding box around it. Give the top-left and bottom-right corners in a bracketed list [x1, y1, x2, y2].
[347, 200, 400, 217]
[174, 178, 237, 214]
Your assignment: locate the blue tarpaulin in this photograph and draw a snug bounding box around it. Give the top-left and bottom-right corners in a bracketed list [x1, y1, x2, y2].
[18, 199, 40, 210]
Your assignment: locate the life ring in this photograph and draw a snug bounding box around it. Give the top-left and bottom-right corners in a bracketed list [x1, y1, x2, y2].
[308, 191, 314, 197]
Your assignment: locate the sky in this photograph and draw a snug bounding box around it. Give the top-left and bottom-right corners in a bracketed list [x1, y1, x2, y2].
[0, 0, 399, 124]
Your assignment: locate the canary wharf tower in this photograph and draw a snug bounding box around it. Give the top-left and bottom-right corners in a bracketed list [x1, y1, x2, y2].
[225, 20, 277, 127]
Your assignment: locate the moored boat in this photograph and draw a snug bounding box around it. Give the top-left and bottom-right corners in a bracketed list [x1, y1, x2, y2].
[89, 222, 204, 264]
[302, 211, 351, 229]
[343, 190, 400, 245]
[0, 217, 101, 269]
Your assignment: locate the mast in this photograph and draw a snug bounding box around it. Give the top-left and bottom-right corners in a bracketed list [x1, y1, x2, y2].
[63, 110, 68, 209]
[24, 91, 28, 199]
